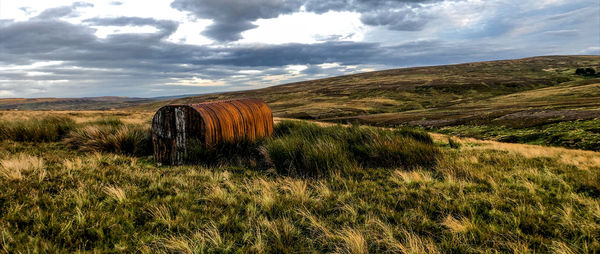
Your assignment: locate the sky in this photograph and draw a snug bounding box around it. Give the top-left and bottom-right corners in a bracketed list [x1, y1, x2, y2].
[0, 0, 598, 98]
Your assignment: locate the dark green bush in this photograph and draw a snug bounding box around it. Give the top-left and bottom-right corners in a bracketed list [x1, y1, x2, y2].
[65, 124, 152, 156]
[0, 116, 75, 142]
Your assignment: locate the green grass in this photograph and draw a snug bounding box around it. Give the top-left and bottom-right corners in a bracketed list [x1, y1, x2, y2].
[183, 120, 439, 176]
[65, 124, 152, 156]
[0, 114, 599, 252]
[0, 134, 598, 252]
[92, 116, 124, 127]
[436, 118, 600, 151]
[0, 116, 75, 142]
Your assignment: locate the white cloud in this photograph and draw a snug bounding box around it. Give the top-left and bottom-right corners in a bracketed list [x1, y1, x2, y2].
[286, 65, 308, 74]
[240, 11, 365, 44]
[166, 77, 226, 87]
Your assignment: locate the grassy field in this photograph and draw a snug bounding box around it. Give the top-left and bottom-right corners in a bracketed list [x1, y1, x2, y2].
[0, 111, 599, 253]
[126, 55, 600, 151]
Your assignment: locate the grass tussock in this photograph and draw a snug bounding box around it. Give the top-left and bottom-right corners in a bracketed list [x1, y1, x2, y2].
[0, 153, 46, 182]
[0, 116, 75, 142]
[266, 120, 439, 176]
[182, 120, 438, 176]
[65, 124, 152, 156]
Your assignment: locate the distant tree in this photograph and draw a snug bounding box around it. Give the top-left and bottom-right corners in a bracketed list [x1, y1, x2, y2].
[575, 67, 597, 76]
[584, 68, 596, 76]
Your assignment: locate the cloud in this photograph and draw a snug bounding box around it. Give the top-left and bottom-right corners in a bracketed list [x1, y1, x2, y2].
[171, 0, 303, 41]
[0, 20, 96, 57]
[360, 9, 429, 31]
[83, 17, 179, 38]
[542, 29, 578, 36]
[33, 2, 93, 20]
[171, 0, 447, 41]
[0, 0, 598, 98]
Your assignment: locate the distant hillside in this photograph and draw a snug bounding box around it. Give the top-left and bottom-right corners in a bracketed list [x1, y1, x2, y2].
[0, 96, 157, 110]
[133, 55, 599, 121]
[129, 55, 600, 150]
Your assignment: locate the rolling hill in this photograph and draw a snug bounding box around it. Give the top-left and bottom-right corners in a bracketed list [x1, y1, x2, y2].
[133, 55, 599, 122]
[0, 96, 157, 110]
[130, 55, 600, 150]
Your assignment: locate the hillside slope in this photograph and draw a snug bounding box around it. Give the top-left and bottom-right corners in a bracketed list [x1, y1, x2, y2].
[131, 55, 600, 150]
[133, 55, 599, 119]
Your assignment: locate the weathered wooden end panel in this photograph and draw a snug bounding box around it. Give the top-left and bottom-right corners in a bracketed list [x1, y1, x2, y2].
[152, 98, 273, 165]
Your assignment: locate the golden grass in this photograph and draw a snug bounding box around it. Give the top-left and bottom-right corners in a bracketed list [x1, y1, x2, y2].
[0, 110, 153, 125]
[103, 185, 127, 203]
[430, 132, 600, 169]
[148, 204, 174, 228]
[280, 178, 311, 203]
[442, 215, 474, 234]
[337, 228, 367, 254]
[0, 154, 45, 182]
[390, 169, 433, 184]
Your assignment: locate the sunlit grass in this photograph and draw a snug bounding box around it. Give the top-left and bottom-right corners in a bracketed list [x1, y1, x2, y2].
[0, 111, 598, 252]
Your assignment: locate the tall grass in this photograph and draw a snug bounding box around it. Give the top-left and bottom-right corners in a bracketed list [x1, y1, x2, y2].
[0, 114, 599, 252]
[174, 120, 439, 176]
[65, 124, 152, 156]
[0, 116, 75, 142]
[266, 120, 440, 176]
[92, 116, 124, 127]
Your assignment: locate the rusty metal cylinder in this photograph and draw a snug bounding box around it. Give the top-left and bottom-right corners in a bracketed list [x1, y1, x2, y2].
[152, 98, 273, 165]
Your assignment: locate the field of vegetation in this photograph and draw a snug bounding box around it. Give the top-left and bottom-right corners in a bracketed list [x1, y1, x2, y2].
[131, 55, 600, 151]
[0, 111, 598, 253]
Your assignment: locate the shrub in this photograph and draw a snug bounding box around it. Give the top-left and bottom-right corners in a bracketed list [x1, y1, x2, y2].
[0, 116, 75, 142]
[65, 124, 152, 156]
[575, 67, 597, 76]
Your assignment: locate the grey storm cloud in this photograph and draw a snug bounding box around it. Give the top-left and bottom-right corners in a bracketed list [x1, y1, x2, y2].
[171, 0, 304, 41]
[0, 12, 508, 96]
[171, 0, 444, 42]
[360, 9, 429, 31]
[0, 13, 517, 76]
[0, 17, 389, 78]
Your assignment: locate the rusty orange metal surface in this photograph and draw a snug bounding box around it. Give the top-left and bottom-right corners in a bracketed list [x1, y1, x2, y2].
[152, 98, 273, 165]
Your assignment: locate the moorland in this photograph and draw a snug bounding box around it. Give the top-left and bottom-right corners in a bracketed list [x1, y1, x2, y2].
[0, 55, 599, 252]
